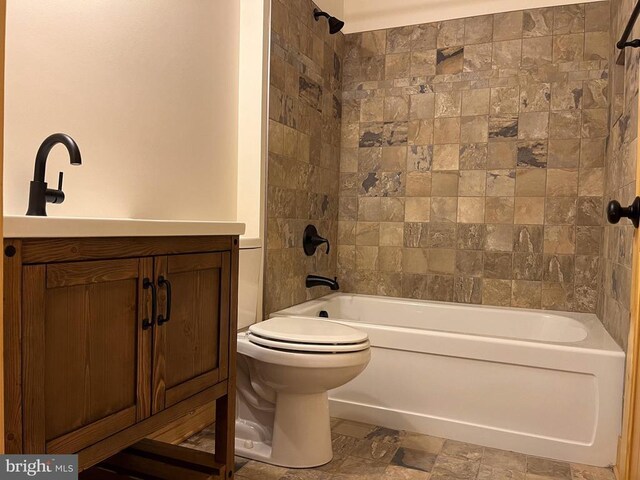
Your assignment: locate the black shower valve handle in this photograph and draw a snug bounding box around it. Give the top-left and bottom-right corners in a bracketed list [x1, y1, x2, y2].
[303, 224, 331, 256]
[321, 239, 331, 255]
[310, 234, 330, 254]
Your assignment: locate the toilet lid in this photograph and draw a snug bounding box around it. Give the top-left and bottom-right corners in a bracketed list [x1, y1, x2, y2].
[247, 332, 370, 353]
[249, 316, 368, 346]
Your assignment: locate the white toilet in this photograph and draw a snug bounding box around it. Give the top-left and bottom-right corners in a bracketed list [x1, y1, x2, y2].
[235, 316, 371, 468]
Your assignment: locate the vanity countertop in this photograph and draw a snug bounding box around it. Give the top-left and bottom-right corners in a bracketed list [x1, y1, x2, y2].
[4, 215, 246, 238]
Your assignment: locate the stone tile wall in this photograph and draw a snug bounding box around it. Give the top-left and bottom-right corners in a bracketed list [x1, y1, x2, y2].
[265, 0, 344, 315]
[597, 0, 639, 350]
[337, 3, 609, 312]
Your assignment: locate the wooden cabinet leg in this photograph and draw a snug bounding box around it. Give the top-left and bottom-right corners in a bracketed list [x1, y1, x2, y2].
[215, 392, 235, 479]
[216, 237, 239, 479]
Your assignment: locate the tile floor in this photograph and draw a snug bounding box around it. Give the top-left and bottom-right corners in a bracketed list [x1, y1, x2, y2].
[181, 418, 616, 480]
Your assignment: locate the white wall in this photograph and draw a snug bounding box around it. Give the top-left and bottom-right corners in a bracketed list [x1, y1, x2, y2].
[342, 0, 604, 33]
[237, 0, 270, 329]
[237, 0, 268, 241]
[4, 0, 240, 221]
[316, 0, 345, 19]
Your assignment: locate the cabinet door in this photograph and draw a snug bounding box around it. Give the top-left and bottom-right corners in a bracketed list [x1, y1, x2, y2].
[152, 252, 230, 413]
[22, 258, 153, 454]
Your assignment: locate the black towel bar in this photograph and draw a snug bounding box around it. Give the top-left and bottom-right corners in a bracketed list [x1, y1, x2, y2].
[618, 0, 640, 49]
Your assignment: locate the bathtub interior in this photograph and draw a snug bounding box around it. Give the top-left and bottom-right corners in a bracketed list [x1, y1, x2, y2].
[274, 293, 621, 347]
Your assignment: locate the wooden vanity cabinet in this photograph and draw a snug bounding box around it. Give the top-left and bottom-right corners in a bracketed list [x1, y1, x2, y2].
[152, 252, 231, 413]
[3, 236, 238, 478]
[23, 257, 154, 454]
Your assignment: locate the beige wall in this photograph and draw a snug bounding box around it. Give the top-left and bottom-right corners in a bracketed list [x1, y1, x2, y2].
[238, 0, 268, 240]
[316, 0, 344, 19]
[0, 0, 5, 455]
[237, 0, 269, 329]
[341, 0, 605, 33]
[4, 0, 240, 221]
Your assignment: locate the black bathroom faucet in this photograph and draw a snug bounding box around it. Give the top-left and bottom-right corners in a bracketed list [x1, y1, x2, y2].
[26, 133, 82, 216]
[306, 275, 340, 291]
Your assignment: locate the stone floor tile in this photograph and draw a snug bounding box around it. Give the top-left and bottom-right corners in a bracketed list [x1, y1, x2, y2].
[179, 426, 216, 452]
[236, 460, 289, 480]
[235, 456, 250, 471]
[570, 464, 616, 480]
[440, 439, 484, 461]
[315, 435, 359, 472]
[336, 456, 388, 478]
[330, 473, 383, 480]
[195, 424, 216, 436]
[526, 456, 572, 479]
[365, 426, 402, 444]
[185, 420, 610, 480]
[392, 447, 438, 472]
[430, 455, 480, 479]
[179, 438, 210, 452]
[400, 431, 445, 454]
[384, 464, 431, 479]
[478, 464, 526, 480]
[429, 474, 463, 480]
[332, 419, 378, 439]
[314, 456, 346, 474]
[351, 437, 399, 463]
[482, 447, 527, 472]
[281, 469, 334, 480]
[526, 476, 570, 480]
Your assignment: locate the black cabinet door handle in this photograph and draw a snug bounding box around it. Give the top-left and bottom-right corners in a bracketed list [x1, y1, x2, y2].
[157, 276, 172, 326]
[142, 278, 156, 330]
[607, 197, 640, 228]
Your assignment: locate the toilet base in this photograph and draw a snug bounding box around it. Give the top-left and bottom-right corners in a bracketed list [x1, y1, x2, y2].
[235, 392, 333, 468]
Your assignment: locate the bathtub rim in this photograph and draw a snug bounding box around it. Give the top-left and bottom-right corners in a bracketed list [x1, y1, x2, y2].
[272, 292, 623, 355]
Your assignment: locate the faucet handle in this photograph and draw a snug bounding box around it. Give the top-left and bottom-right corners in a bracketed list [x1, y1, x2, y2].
[45, 172, 65, 204]
[303, 224, 331, 256]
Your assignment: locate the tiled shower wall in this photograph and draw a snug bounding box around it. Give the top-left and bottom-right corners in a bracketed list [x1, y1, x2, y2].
[337, 3, 610, 312]
[265, 0, 344, 315]
[597, 0, 640, 350]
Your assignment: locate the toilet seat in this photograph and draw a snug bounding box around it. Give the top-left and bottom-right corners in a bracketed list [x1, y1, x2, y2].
[248, 317, 370, 354]
[247, 333, 370, 353]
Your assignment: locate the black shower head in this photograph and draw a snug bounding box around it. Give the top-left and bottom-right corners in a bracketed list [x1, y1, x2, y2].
[328, 16, 345, 34]
[313, 8, 344, 34]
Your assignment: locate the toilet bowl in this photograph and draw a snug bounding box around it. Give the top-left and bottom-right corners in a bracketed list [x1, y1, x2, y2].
[235, 316, 371, 468]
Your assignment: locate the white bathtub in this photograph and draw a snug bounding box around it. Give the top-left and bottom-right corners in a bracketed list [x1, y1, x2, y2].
[273, 293, 625, 467]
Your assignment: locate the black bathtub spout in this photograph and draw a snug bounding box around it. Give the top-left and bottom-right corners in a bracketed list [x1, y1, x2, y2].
[306, 275, 340, 291]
